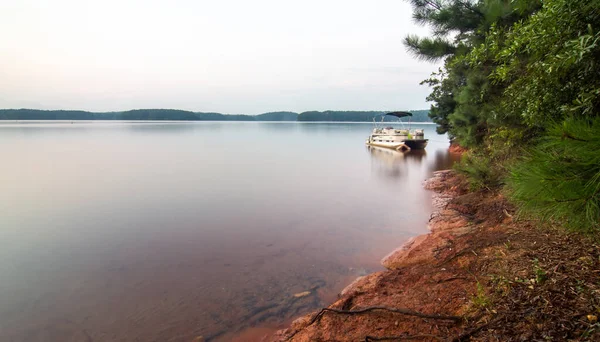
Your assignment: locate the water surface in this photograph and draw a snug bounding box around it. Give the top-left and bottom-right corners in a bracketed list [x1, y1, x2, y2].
[0, 121, 455, 341]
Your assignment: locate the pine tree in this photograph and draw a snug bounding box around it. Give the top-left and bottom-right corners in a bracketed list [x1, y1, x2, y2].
[509, 118, 600, 232]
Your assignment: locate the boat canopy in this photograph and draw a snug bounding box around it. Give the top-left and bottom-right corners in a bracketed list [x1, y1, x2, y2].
[385, 111, 413, 118]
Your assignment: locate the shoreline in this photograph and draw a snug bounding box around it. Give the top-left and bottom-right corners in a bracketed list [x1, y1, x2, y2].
[268, 169, 477, 341]
[224, 167, 456, 342]
[266, 165, 600, 341]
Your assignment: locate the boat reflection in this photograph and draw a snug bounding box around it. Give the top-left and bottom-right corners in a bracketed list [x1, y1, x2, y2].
[367, 146, 426, 181]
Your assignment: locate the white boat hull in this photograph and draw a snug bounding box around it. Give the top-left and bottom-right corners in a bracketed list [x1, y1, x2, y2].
[366, 140, 410, 150]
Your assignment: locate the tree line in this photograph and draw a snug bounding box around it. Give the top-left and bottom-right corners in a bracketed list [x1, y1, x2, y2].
[405, 0, 600, 232]
[297, 110, 430, 122]
[0, 109, 431, 122]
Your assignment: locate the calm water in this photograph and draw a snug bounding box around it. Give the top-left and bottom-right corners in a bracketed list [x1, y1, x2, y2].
[0, 121, 455, 341]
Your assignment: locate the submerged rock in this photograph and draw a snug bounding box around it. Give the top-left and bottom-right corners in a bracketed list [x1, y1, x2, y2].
[293, 291, 311, 298]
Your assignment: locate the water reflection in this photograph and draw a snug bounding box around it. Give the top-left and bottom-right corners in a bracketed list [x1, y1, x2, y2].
[297, 122, 357, 134]
[124, 122, 206, 133]
[367, 146, 427, 181]
[368, 146, 408, 180]
[257, 122, 300, 132]
[429, 148, 462, 172]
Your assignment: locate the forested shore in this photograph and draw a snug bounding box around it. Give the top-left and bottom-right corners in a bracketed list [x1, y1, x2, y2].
[0, 109, 431, 122]
[407, 0, 599, 232]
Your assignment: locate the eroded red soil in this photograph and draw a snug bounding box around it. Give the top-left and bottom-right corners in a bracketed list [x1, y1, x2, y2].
[266, 170, 600, 342]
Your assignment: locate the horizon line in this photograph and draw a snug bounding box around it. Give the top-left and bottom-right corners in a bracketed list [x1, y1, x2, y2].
[0, 108, 429, 115]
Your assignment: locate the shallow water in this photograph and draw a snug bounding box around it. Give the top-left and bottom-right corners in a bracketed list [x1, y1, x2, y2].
[0, 121, 456, 341]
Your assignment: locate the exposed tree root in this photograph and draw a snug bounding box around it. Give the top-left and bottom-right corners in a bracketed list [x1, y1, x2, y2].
[308, 307, 462, 325]
[365, 334, 445, 341]
[363, 315, 502, 342]
[434, 276, 469, 284]
[285, 306, 462, 341]
[449, 316, 501, 342]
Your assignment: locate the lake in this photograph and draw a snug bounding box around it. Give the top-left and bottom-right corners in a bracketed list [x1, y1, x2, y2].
[0, 121, 456, 341]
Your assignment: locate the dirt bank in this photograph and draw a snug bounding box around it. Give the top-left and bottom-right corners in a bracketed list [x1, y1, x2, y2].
[268, 170, 600, 341]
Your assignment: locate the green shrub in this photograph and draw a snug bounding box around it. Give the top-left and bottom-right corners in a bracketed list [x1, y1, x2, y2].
[454, 151, 504, 191]
[508, 118, 600, 232]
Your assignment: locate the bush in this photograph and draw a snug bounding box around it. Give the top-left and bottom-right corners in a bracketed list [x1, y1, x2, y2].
[454, 151, 504, 191]
[508, 118, 600, 232]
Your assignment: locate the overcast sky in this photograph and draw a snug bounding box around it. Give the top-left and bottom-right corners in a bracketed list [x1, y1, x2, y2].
[0, 0, 438, 114]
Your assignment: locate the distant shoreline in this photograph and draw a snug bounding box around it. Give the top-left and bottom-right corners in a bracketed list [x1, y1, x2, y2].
[0, 120, 437, 124]
[0, 108, 432, 123]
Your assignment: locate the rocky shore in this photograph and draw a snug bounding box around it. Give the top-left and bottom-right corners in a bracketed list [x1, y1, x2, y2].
[266, 168, 600, 341]
[267, 170, 478, 341]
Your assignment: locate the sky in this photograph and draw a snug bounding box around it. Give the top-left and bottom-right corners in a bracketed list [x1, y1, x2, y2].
[0, 0, 439, 114]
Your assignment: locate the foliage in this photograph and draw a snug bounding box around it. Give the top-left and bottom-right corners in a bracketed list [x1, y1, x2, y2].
[406, 0, 600, 232]
[508, 118, 600, 232]
[0, 108, 258, 121]
[254, 111, 298, 121]
[487, 0, 600, 126]
[0, 109, 431, 122]
[420, 67, 455, 134]
[454, 151, 504, 191]
[454, 125, 521, 191]
[531, 258, 547, 284]
[471, 282, 491, 309]
[296, 110, 431, 122]
[405, 0, 541, 145]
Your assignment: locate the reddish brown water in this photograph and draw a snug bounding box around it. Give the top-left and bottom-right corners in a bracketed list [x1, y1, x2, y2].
[0, 121, 456, 341]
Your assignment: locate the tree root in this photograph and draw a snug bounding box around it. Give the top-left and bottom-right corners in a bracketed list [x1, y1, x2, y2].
[435, 276, 469, 284]
[365, 334, 445, 341]
[363, 315, 502, 342]
[437, 249, 478, 266]
[449, 316, 502, 342]
[285, 306, 462, 341]
[309, 307, 462, 325]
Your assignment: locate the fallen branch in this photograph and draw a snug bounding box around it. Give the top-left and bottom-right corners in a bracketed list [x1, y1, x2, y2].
[448, 316, 502, 342]
[365, 334, 444, 341]
[285, 306, 461, 341]
[437, 238, 500, 266]
[438, 249, 477, 266]
[308, 307, 462, 326]
[435, 276, 469, 284]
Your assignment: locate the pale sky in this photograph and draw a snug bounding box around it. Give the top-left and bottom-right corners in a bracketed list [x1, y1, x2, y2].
[0, 0, 437, 114]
